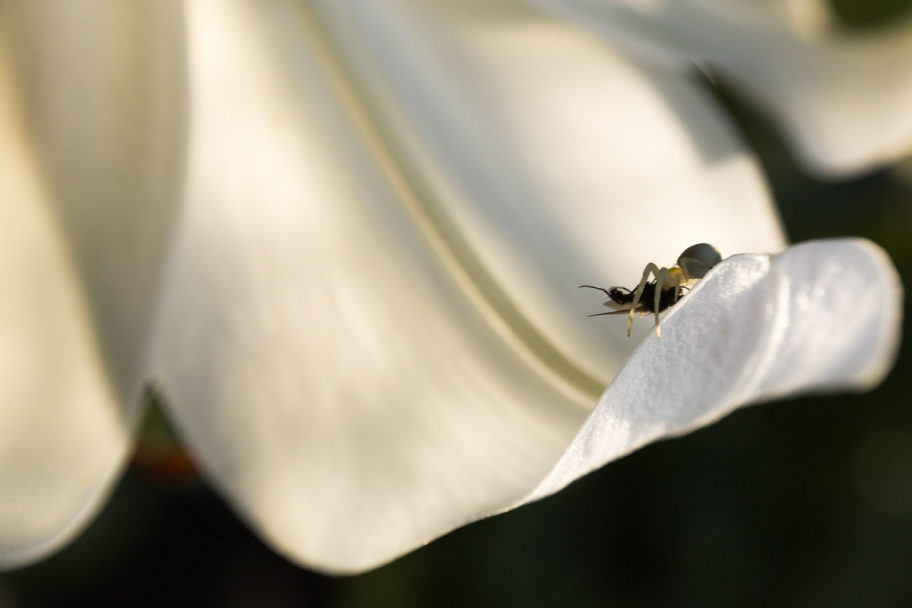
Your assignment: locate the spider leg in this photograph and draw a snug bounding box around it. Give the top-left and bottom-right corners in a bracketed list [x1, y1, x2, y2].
[673, 271, 682, 304]
[654, 267, 672, 338]
[628, 263, 660, 337]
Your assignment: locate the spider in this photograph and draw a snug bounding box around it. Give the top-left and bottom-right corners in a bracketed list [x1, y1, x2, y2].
[580, 243, 722, 338]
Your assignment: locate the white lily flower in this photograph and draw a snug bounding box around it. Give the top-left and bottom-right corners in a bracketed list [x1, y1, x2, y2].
[525, 0, 912, 176]
[0, 0, 902, 575]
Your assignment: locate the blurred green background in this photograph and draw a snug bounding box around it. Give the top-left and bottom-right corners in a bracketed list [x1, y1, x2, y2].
[3, 2, 912, 606]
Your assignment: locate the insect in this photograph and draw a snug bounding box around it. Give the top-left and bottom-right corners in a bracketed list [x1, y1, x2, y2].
[580, 243, 722, 338]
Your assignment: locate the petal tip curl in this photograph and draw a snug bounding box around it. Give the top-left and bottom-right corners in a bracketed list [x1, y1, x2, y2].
[526, 238, 903, 503]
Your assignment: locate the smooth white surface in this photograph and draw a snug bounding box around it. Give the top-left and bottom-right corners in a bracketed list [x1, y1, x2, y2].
[0, 1, 185, 568]
[528, 0, 912, 176]
[152, 0, 587, 574]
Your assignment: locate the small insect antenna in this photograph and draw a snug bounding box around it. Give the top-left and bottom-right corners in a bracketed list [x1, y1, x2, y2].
[578, 285, 612, 298]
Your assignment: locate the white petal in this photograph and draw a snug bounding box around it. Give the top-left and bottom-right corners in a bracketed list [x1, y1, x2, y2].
[151, 0, 588, 574]
[0, 1, 185, 568]
[526, 0, 912, 175]
[151, 0, 784, 573]
[5, 0, 187, 398]
[527, 239, 902, 501]
[310, 0, 786, 387]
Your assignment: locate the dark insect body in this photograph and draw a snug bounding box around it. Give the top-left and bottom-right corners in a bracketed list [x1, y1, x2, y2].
[579, 282, 681, 317]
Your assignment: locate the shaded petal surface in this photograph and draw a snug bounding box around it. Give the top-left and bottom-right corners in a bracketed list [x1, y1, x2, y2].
[0, 1, 185, 568]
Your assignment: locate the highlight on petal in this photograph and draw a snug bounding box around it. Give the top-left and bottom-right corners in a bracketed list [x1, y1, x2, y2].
[150, 0, 589, 575]
[0, 1, 185, 569]
[528, 238, 902, 501]
[149, 0, 786, 573]
[525, 0, 912, 176]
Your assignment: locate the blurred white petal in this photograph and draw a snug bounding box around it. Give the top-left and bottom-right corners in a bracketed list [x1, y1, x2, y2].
[149, 0, 784, 573]
[0, 1, 185, 567]
[529, 239, 902, 501]
[526, 0, 912, 175]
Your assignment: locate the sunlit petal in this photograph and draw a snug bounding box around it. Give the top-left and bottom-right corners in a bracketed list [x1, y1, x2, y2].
[528, 239, 901, 501]
[150, 0, 783, 573]
[150, 0, 587, 574]
[526, 0, 912, 175]
[0, 1, 185, 568]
